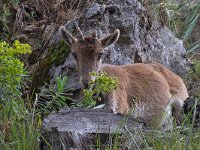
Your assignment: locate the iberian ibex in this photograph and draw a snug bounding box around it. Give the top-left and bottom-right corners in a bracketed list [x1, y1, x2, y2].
[59, 23, 188, 130]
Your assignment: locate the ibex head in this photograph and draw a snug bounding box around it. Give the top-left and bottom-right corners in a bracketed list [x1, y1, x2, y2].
[59, 23, 120, 88]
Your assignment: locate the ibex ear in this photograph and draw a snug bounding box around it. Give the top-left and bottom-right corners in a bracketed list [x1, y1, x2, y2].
[59, 26, 77, 47]
[100, 29, 120, 48]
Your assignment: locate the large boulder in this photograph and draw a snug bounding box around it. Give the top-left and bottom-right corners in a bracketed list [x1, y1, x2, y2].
[45, 0, 188, 92]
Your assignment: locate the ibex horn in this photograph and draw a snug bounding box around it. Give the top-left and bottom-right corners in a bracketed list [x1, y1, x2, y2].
[74, 22, 84, 40]
[92, 31, 97, 38]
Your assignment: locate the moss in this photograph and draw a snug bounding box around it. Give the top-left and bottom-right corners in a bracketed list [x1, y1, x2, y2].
[43, 40, 70, 66]
[31, 40, 70, 91]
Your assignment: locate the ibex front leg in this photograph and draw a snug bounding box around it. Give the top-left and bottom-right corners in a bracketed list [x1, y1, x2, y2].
[107, 88, 129, 115]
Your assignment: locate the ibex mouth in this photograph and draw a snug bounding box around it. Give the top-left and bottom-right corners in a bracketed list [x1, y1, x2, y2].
[82, 81, 89, 89]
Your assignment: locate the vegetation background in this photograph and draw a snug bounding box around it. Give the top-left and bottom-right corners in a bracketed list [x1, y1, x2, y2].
[0, 0, 200, 149]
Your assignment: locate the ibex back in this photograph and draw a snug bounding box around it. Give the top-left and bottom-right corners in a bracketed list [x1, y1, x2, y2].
[59, 23, 188, 130]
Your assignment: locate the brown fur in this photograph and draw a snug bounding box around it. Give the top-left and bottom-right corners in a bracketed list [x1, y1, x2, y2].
[59, 25, 188, 130]
[102, 63, 188, 129]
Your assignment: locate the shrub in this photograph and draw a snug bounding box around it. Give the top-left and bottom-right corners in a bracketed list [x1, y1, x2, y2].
[35, 76, 73, 121]
[0, 40, 31, 123]
[80, 72, 119, 108]
[0, 40, 41, 149]
[0, 40, 31, 99]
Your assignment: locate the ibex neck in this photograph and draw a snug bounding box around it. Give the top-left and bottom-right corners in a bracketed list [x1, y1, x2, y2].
[100, 63, 115, 72]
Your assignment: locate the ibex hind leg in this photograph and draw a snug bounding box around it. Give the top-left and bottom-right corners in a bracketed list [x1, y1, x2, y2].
[171, 98, 184, 126]
[143, 104, 173, 131]
[160, 105, 173, 131]
[160, 98, 183, 131]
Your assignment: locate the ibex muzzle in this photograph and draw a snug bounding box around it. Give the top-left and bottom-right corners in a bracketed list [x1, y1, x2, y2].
[59, 22, 188, 131]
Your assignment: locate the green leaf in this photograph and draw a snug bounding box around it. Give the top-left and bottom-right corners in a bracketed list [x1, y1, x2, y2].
[186, 39, 200, 53]
[35, 76, 72, 117]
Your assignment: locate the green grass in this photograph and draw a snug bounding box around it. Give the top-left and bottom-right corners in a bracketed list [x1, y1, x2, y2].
[87, 94, 200, 150]
[0, 121, 40, 150]
[143, 0, 200, 53]
[0, 97, 42, 150]
[100, 108, 200, 150]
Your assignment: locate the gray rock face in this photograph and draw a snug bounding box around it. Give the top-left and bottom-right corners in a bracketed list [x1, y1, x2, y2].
[85, 3, 101, 19]
[48, 0, 188, 91]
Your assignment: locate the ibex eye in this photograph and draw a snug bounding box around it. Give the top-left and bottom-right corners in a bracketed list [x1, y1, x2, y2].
[97, 53, 103, 60]
[72, 53, 77, 59]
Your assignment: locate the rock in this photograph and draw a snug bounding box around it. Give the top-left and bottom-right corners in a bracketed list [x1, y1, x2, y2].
[46, 0, 188, 93]
[85, 3, 101, 19]
[41, 108, 143, 150]
[49, 53, 81, 90]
